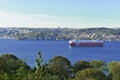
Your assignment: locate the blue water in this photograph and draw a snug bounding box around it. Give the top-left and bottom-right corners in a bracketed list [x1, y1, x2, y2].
[0, 39, 120, 67]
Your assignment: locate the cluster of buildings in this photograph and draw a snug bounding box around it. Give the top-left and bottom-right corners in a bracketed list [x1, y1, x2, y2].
[0, 27, 120, 41]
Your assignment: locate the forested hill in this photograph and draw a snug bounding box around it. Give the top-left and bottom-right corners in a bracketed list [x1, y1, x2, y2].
[0, 27, 120, 41]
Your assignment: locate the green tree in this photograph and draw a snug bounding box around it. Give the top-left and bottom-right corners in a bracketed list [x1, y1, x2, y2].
[108, 61, 120, 80]
[0, 71, 9, 80]
[48, 56, 73, 80]
[0, 54, 30, 72]
[74, 60, 90, 73]
[90, 60, 105, 70]
[15, 67, 30, 80]
[34, 51, 48, 80]
[0, 54, 31, 80]
[30, 51, 62, 80]
[74, 68, 106, 80]
[42, 74, 61, 80]
[35, 51, 43, 80]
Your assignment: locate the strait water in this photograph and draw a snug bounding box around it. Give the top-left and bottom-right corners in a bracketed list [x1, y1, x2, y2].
[0, 39, 120, 67]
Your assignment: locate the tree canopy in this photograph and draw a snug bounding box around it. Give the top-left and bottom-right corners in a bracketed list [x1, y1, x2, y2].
[0, 51, 120, 80]
[48, 56, 73, 80]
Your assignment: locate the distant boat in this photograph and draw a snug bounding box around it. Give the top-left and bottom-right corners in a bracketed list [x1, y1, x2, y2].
[69, 39, 103, 47]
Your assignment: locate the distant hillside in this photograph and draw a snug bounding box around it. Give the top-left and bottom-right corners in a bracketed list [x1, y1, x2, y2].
[0, 27, 120, 41]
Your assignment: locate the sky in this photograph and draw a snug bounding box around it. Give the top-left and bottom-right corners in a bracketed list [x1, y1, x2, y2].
[0, 0, 120, 28]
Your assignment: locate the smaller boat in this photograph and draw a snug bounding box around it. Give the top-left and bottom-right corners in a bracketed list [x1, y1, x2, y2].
[69, 39, 103, 47]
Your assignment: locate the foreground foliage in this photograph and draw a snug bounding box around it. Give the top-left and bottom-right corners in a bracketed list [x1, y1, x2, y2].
[74, 68, 106, 80]
[0, 51, 120, 80]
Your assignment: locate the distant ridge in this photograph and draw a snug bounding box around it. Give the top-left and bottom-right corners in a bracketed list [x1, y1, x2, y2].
[0, 27, 120, 41]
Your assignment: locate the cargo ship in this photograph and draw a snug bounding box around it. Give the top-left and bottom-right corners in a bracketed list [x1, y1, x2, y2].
[69, 40, 103, 47]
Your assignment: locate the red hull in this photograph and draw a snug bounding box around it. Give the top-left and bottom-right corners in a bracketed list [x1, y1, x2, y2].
[79, 43, 103, 46]
[69, 40, 103, 47]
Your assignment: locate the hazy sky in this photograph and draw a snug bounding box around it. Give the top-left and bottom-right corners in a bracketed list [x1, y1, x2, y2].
[0, 0, 120, 28]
